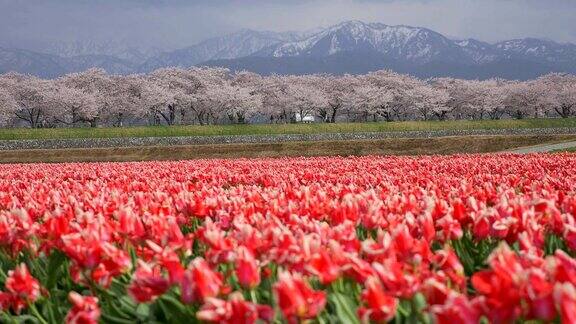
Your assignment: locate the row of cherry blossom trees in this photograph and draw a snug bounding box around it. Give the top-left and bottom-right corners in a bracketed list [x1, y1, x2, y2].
[0, 68, 575, 128]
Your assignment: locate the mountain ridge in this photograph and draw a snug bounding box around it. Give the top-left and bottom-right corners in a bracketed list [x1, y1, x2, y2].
[1, 21, 575, 79]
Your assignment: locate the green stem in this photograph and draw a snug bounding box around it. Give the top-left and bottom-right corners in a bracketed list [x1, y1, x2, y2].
[250, 289, 258, 304]
[29, 303, 48, 324]
[1, 311, 17, 324]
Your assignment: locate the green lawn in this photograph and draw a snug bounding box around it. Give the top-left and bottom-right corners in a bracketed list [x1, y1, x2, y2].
[1, 118, 576, 141]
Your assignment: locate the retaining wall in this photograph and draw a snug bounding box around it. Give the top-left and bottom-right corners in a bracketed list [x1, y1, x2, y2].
[1, 127, 576, 151]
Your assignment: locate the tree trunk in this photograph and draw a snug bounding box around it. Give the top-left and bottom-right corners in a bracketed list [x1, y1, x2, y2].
[197, 111, 205, 126]
[434, 111, 448, 121]
[159, 105, 176, 125]
[318, 109, 328, 122]
[554, 105, 573, 118]
[329, 104, 339, 123]
[380, 109, 393, 122]
[32, 108, 42, 128]
[169, 105, 176, 125]
[420, 110, 429, 121]
[179, 107, 186, 125]
[115, 112, 124, 127]
[237, 112, 246, 124]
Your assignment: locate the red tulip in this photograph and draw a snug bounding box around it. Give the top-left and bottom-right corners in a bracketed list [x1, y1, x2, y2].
[274, 271, 326, 322]
[1, 263, 41, 314]
[358, 276, 398, 323]
[65, 292, 101, 324]
[128, 261, 170, 303]
[554, 283, 576, 324]
[305, 250, 340, 285]
[235, 246, 261, 289]
[197, 292, 273, 324]
[430, 292, 481, 324]
[180, 258, 223, 304]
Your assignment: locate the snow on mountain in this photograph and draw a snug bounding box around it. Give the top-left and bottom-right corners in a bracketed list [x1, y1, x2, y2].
[268, 21, 471, 64]
[495, 38, 576, 66]
[40, 40, 162, 65]
[1, 21, 575, 79]
[0, 47, 134, 78]
[205, 22, 576, 79]
[454, 39, 500, 64]
[139, 29, 308, 72]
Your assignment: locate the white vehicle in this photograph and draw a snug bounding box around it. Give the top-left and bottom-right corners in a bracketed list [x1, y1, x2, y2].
[295, 113, 315, 123]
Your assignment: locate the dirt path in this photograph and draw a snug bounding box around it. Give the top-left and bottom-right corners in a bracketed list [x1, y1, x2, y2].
[505, 140, 576, 154]
[2, 135, 576, 163]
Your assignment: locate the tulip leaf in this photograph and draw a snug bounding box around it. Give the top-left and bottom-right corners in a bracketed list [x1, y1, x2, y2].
[13, 315, 40, 323]
[329, 292, 360, 324]
[136, 303, 150, 320]
[45, 250, 67, 289]
[128, 245, 138, 272]
[157, 295, 193, 324]
[101, 313, 138, 324]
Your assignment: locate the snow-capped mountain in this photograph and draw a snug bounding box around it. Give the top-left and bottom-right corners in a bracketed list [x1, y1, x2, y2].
[206, 21, 576, 79]
[1, 20, 575, 79]
[0, 47, 134, 78]
[454, 39, 500, 64]
[495, 38, 576, 67]
[265, 21, 471, 64]
[40, 40, 162, 65]
[258, 21, 576, 68]
[139, 29, 309, 72]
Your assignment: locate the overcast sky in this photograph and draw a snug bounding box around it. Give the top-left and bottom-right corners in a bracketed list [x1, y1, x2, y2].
[1, 0, 575, 51]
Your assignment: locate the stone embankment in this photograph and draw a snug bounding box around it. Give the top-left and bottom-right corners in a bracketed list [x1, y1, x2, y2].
[2, 127, 576, 151]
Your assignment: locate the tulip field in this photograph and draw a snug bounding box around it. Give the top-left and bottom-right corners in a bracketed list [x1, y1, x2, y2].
[2, 154, 576, 323]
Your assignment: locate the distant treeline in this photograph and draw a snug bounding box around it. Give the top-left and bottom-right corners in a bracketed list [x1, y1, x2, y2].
[0, 68, 574, 128]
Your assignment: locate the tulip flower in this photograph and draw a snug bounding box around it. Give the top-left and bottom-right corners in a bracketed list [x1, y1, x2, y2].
[274, 271, 326, 322]
[1, 263, 41, 314]
[65, 292, 101, 324]
[235, 246, 261, 289]
[358, 276, 398, 323]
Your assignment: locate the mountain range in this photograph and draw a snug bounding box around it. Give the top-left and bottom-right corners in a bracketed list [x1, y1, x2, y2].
[1, 21, 575, 80]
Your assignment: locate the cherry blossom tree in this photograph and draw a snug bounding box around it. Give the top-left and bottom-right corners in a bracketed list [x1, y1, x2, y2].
[290, 82, 326, 122]
[0, 73, 56, 128]
[185, 67, 231, 125]
[1, 68, 575, 128]
[251, 75, 328, 123]
[504, 81, 540, 119]
[358, 70, 420, 122]
[104, 75, 149, 127]
[148, 67, 231, 125]
[48, 80, 99, 126]
[147, 68, 196, 125]
[409, 84, 450, 121]
[430, 78, 471, 120]
[315, 75, 358, 123]
[195, 72, 263, 125]
[61, 68, 116, 127]
[0, 87, 17, 126]
[138, 76, 178, 126]
[536, 73, 576, 118]
[480, 80, 509, 120]
[253, 75, 293, 123]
